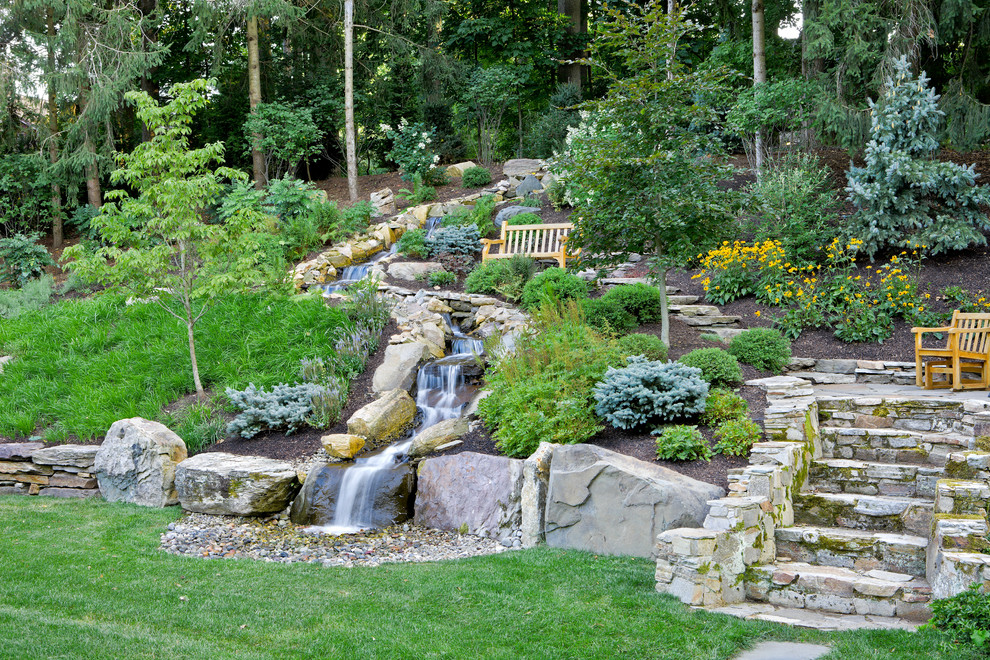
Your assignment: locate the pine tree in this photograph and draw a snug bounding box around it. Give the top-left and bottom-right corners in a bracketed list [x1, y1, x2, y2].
[846, 57, 990, 257]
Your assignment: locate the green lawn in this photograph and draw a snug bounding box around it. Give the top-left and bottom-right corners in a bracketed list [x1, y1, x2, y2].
[0, 292, 345, 444]
[0, 497, 975, 659]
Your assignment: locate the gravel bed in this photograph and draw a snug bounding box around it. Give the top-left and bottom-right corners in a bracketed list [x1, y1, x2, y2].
[160, 513, 512, 567]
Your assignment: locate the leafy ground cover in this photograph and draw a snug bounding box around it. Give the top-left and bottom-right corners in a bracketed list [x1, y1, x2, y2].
[0, 292, 347, 444]
[0, 496, 977, 660]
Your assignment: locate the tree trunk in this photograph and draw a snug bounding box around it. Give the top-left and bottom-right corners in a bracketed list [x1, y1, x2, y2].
[344, 0, 359, 201]
[247, 13, 266, 190]
[77, 28, 102, 208]
[186, 318, 204, 398]
[138, 0, 159, 143]
[47, 8, 63, 249]
[657, 267, 670, 347]
[557, 0, 585, 90]
[752, 0, 767, 174]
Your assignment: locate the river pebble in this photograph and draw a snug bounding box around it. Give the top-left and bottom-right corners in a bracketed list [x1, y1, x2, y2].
[160, 513, 511, 566]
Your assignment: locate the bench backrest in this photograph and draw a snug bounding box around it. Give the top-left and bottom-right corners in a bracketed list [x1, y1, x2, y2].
[500, 222, 573, 256]
[951, 311, 990, 355]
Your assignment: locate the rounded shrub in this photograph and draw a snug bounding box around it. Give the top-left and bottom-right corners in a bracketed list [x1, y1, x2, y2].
[582, 298, 637, 334]
[464, 256, 535, 301]
[506, 212, 542, 226]
[728, 328, 792, 374]
[397, 228, 429, 259]
[652, 425, 712, 461]
[520, 267, 589, 310]
[593, 356, 709, 430]
[601, 283, 664, 324]
[428, 270, 456, 287]
[616, 333, 668, 361]
[701, 388, 749, 426]
[713, 418, 762, 456]
[678, 348, 742, 389]
[461, 166, 492, 188]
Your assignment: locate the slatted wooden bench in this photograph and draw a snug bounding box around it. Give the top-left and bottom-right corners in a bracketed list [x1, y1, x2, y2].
[480, 222, 578, 268]
[912, 311, 990, 390]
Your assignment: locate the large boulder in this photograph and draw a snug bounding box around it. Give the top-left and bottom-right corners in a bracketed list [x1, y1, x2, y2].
[521, 442, 556, 548]
[369, 188, 396, 216]
[446, 161, 478, 177]
[408, 418, 470, 458]
[290, 461, 415, 528]
[494, 206, 539, 228]
[372, 342, 431, 393]
[321, 434, 366, 459]
[347, 389, 417, 446]
[414, 452, 524, 542]
[515, 175, 543, 198]
[32, 445, 99, 469]
[175, 453, 300, 516]
[544, 444, 724, 558]
[387, 262, 443, 281]
[94, 418, 188, 507]
[502, 158, 543, 178]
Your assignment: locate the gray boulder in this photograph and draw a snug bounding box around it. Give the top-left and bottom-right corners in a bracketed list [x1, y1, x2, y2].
[414, 452, 523, 542]
[521, 442, 557, 548]
[544, 444, 724, 558]
[32, 445, 100, 469]
[387, 261, 443, 281]
[515, 175, 543, 198]
[0, 442, 44, 461]
[372, 342, 431, 393]
[502, 158, 543, 178]
[494, 206, 540, 228]
[94, 418, 188, 507]
[175, 452, 300, 516]
[290, 461, 415, 527]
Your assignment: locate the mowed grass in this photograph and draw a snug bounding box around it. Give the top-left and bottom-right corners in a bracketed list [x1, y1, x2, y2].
[0, 292, 346, 442]
[0, 497, 977, 660]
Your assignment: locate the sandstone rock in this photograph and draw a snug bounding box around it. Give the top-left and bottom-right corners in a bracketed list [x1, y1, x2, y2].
[521, 442, 556, 547]
[175, 453, 300, 515]
[0, 442, 44, 461]
[369, 188, 396, 216]
[544, 444, 724, 558]
[372, 342, 431, 394]
[515, 174, 543, 197]
[321, 434, 366, 459]
[494, 205, 539, 228]
[289, 461, 415, 527]
[502, 158, 543, 178]
[387, 261, 443, 281]
[32, 444, 100, 468]
[94, 418, 188, 507]
[347, 389, 417, 446]
[446, 161, 477, 177]
[409, 418, 470, 458]
[414, 452, 524, 542]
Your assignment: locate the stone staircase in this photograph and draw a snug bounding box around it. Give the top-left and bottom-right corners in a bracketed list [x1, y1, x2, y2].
[655, 378, 990, 628]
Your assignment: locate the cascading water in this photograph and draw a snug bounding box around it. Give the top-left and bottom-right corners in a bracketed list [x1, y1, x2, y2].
[312, 330, 478, 534]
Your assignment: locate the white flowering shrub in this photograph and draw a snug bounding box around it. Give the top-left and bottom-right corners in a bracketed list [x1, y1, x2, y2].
[382, 119, 444, 184]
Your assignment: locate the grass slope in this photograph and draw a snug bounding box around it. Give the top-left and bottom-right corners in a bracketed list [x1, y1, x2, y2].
[0, 497, 976, 660]
[0, 293, 345, 442]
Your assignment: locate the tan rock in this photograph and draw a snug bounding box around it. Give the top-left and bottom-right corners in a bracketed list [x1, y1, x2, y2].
[321, 434, 366, 459]
[347, 389, 417, 446]
[409, 418, 470, 458]
[446, 161, 478, 177]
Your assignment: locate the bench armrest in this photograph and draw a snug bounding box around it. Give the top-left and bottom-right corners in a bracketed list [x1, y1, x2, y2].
[480, 239, 504, 246]
[911, 326, 951, 334]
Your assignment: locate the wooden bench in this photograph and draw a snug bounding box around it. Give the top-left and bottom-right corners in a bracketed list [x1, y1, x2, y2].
[481, 222, 578, 268]
[912, 311, 990, 390]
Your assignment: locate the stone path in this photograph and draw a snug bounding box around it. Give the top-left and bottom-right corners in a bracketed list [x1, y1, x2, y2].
[709, 602, 920, 631]
[815, 381, 990, 401]
[731, 641, 831, 660]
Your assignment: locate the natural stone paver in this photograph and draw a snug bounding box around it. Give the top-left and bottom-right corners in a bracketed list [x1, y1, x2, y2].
[712, 602, 922, 630]
[731, 641, 832, 660]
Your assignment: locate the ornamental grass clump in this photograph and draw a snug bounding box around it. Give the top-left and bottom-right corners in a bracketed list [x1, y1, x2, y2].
[593, 357, 708, 430]
[678, 348, 742, 388]
[728, 328, 791, 374]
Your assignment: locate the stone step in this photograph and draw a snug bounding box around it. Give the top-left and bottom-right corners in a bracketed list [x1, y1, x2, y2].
[746, 561, 931, 620]
[671, 304, 721, 317]
[774, 525, 928, 577]
[676, 314, 741, 327]
[666, 295, 700, 305]
[794, 492, 933, 536]
[946, 451, 990, 480]
[808, 458, 944, 498]
[820, 426, 970, 466]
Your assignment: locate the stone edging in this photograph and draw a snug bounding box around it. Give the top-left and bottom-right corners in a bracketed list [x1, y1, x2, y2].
[785, 357, 918, 386]
[0, 443, 100, 498]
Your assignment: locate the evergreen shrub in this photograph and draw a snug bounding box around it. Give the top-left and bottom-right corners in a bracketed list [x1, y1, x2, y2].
[581, 298, 637, 334]
[701, 388, 749, 426]
[226, 382, 326, 438]
[426, 225, 481, 257]
[652, 425, 712, 461]
[679, 348, 742, 388]
[593, 357, 709, 430]
[728, 328, 792, 373]
[520, 267, 589, 310]
[461, 166, 492, 188]
[601, 283, 664, 324]
[616, 333, 668, 361]
[929, 584, 990, 651]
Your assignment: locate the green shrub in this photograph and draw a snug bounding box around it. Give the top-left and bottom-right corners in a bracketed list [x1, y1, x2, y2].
[264, 175, 320, 224]
[0, 274, 54, 319]
[701, 388, 749, 426]
[728, 328, 791, 374]
[161, 399, 227, 454]
[520, 196, 541, 208]
[929, 583, 990, 651]
[280, 212, 323, 259]
[464, 256, 536, 301]
[427, 225, 481, 258]
[679, 348, 742, 388]
[546, 177, 567, 210]
[520, 267, 589, 310]
[461, 166, 492, 188]
[397, 176, 437, 204]
[506, 212, 542, 226]
[652, 425, 712, 461]
[477, 304, 622, 458]
[397, 228, 429, 258]
[428, 270, 456, 287]
[616, 333, 668, 361]
[713, 418, 762, 456]
[582, 298, 637, 334]
[593, 357, 709, 429]
[601, 283, 664, 324]
[0, 232, 56, 287]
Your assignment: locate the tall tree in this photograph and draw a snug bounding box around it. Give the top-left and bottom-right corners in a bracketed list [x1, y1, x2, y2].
[751, 0, 766, 172]
[343, 0, 358, 200]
